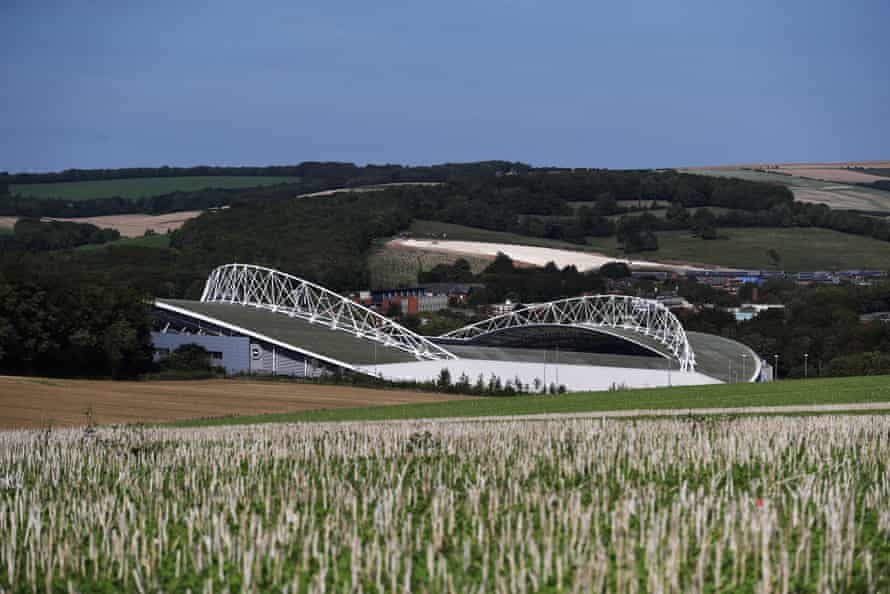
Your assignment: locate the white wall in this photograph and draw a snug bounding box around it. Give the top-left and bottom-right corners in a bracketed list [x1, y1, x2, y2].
[363, 359, 720, 392]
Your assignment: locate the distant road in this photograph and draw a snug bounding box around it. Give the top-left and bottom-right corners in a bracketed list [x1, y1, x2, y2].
[297, 182, 442, 198]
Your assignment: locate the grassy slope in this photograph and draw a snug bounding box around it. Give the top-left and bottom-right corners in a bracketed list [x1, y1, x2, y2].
[410, 220, 890, 270]
[10, 176, 301, 201]
[590, 228, 890, 270]
[409, 220, 599, 250]
[170, 375, 890, 427]
[75, 233, 172, 251]
[367, 239, 492, 288]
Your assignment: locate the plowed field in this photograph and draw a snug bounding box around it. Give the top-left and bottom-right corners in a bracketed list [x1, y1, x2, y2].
[0, 376, 468, 429]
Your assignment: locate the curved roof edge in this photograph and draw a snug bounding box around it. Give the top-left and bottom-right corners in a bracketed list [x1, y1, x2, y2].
[202, 263, 456, 361]
[154, 299, 361, 373]
[442, 295, 696, 372]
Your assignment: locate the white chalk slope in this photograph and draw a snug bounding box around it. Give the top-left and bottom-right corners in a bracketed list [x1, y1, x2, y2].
[391, 239, 713, 272]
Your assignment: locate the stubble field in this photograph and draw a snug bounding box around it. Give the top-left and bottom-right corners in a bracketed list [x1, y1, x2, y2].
[1, 415, 888, 592]
[0, 211, 204, 238]
[685, 166, 890, 212]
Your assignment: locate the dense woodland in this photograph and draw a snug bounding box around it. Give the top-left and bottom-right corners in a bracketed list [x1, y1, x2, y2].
[0, 262, 153, 378]
[2, 164, 890, 379]
[0, 161, 525, 217]
[678, 280, 890, 378]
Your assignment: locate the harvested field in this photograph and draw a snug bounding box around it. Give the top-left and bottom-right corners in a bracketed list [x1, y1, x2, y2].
[3, 415, 890, 592]
[685, 166, 890, 212]
[0, 211, 203, 237]
[0, 376, 468, 429]
[776, 166, 889, 183]
[789, 185, 890, 211]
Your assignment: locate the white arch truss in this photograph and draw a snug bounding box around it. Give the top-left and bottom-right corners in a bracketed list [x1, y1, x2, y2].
[201, 264, 456, 361]
[443, 295, 696, 372]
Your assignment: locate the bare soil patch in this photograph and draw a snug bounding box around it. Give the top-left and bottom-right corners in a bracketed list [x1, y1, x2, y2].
[0, 376, 468, 429]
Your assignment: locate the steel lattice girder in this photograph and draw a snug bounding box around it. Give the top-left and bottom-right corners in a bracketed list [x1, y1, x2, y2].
[442, 295, 696, 372]
[201, 264, 456, 361]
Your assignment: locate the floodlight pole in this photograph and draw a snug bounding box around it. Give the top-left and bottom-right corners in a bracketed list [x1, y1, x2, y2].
[555, 346, 559, 387]
[804, 353, 809, 379]
[773, 354, 779, 380]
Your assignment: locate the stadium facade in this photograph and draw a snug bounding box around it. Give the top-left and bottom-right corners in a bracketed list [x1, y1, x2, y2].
[151, 264, 763, 391]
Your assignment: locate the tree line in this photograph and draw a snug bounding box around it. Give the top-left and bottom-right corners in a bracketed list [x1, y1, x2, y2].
[6, 161, 526, 185]
[1, 218, 120, 251]
[0, 161, 525, 217]
[7, 164, 889, 251]
[420, 254, 606, 304]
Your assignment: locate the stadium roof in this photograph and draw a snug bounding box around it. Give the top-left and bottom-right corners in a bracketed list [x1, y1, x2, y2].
[156, 299, 417, 367]
[153, 264, 762, 388]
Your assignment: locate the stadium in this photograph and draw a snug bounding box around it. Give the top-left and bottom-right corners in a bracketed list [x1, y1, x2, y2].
[152, 264, 763, 391]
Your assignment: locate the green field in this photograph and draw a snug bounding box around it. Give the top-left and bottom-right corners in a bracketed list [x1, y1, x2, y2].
[171, 375, 890, 427]
[585, 227, 890, 270]
[10, 176, 301, 201]
[409, 220, 890, 270]
[75, 233, 172, 251]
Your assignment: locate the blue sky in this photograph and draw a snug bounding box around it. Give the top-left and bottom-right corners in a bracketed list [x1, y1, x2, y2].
[3, 0, 888, 172]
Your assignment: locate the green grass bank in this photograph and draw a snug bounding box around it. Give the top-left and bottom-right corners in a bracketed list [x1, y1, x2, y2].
[170, 374, 890, 427]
